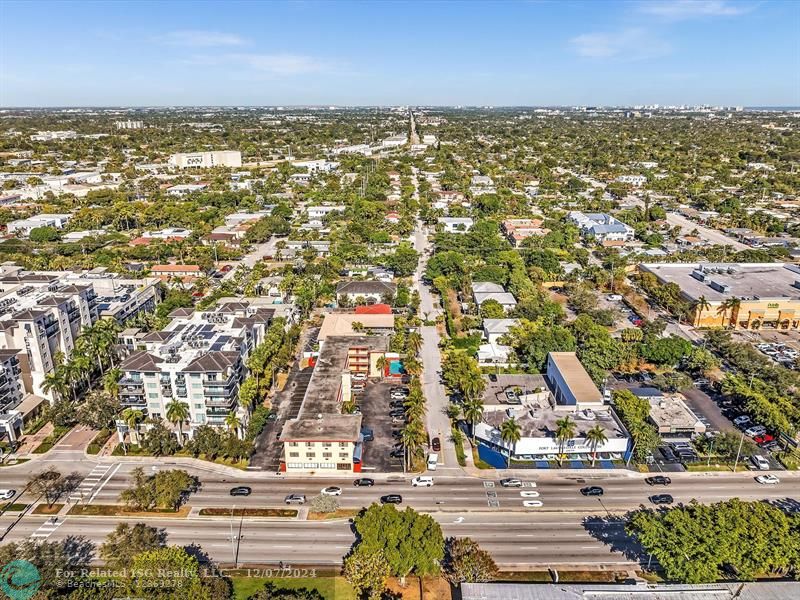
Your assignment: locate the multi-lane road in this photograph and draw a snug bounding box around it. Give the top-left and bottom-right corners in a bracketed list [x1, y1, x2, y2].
[2, 453, 797, 568]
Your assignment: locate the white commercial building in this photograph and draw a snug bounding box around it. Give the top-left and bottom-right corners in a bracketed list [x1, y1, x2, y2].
[169, 151, 242, 169]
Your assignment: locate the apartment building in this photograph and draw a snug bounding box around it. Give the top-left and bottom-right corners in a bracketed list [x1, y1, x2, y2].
[280, 335, 389, 474]
[0, 265, 160, 401]
[568, 211, 635, 245]
[7, 214, 72, 237]
[118, 302, 274, 437]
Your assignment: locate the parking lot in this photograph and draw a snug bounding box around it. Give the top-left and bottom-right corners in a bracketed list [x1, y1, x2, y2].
[356, 380, 405, 473]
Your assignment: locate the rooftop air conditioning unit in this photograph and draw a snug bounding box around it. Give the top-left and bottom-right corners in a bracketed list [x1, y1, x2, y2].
[691, 270, 706, 282]
[708, 280, 730, 293]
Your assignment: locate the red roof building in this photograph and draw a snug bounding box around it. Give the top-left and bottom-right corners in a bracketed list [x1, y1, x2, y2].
[355, 303, 392, 315]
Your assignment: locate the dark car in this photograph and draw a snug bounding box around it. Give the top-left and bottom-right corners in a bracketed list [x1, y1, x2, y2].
[431, 437, 441, 452]
[361, 428, 374, 442]
[389, 448, 404, 459]
[389, 410, 406, 418]
[353, 478, 375, 487]
[650, 494, 674, 505]
[645, 476, 672, 486]
[488, 374, 498, 382]
[380, 494, 402, 504]
[580, 486, 604, 496]
[229, 486, 251, 497]
[659, 446, 678, 462]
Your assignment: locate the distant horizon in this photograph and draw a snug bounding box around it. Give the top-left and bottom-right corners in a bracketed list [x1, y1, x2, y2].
[2, 104, 798, 110]
[2, 1, 798, 107]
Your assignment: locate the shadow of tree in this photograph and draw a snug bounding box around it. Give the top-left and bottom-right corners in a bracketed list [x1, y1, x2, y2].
[581, 511, 649, 565]
[765, 496, 800, 515]
[62, 535, 96, 566]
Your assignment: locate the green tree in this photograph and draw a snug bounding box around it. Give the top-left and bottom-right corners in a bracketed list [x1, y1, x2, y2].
[130, 546, 202, 595]
[555, 416, 577, 466]
[28, 468, 64, 507]
[479, 299, 506, 319]
[443, 537, 499, 586]
[99, 522, 167, 568]
[121, 407, 144, 446]
[386, 242, 419, 277]
[585, 424, 608, 466]
[343, 547, 390, 600]
[77, 390, 120, 430]
[29, 225, 61, 242]
[641, 335, 692, 367]
[500, 417, 522, 463]
[352, 504, 445, 582]
[165, 399, 190, 445]
[119, 467, 198, 511]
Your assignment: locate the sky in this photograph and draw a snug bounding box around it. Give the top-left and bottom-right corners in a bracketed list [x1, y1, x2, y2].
[1, 0, 798, 107]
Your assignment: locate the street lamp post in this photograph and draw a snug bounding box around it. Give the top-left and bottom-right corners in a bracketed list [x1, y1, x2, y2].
[732, 432, 746, 472]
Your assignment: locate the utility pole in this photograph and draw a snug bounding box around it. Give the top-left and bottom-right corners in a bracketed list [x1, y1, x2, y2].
[732, 432, 746, 472]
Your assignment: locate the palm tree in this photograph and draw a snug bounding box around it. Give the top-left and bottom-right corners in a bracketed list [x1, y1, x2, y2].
[463, 398, 484, 442]
[718, 297, 742, 329]
[166, 400, 190, 445]
[406, 331, 423, 356]
[585, 425, 608, 467]
[42, 370, 69, 403]
[376, 355, 388, 377]
[692, 295, 711, 327]
[400, 419, 426, 472]
[403, 356, 422, 378]
[225, 411, 242, 438]
[103, 368, 121, 398]
[499, 417, 522, 466]
[555, 416, 577, 466]
[121, 408, 144, 446]
[461, 372, 486, 402]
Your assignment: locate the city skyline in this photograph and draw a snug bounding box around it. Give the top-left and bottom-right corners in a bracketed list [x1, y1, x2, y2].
[1, 0, 798, 107]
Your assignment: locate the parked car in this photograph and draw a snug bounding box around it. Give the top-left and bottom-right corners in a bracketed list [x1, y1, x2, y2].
[0, 489, 16, 501]
[321, 486, 342, 496]
[500, 478, 523, 488]
[751, 455, 771, 470]
[389, 448, 404, 459]
[488, 374, 498, 382]
[755, 474, 780, 485]
[389, 410, 405, 418]
[380, 494, 403, 504]
[645, 476, 672, 486]
[733, 415, 752, 427]
[754, 434, 775, 445]
[580, 486, 604, 496]
[659, 447, 678, 462]
[361, 427, 374, 442]
[351, 372, 367, 381]
[284, 494, 306, 505]
[412, 476, 434, 487]
[431, 437, 441, 452]
[650, 494, 674, 505]
[427, 453, 438, 471]
[353, 478, 375, 487]
[745, 425, 768, 438]
[229, 486, 251, 497]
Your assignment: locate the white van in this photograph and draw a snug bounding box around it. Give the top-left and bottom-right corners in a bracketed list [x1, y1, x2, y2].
[427, 453, 438, 471]
[751, 455, 770, 471]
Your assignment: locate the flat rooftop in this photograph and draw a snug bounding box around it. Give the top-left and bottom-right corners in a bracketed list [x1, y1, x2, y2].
[641, 262, 800, 302]
[549, 352, 603, 404]
[646, 394, 704, 431]
[482, 400, 624, 441]
[281, 414, 361, 442]
[481, 374, 548, 406]
[299, 335, 388, 418]
[317, 313, 394, 341]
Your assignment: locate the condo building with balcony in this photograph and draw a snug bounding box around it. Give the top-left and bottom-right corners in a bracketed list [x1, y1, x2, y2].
[118, 301, 275, 438]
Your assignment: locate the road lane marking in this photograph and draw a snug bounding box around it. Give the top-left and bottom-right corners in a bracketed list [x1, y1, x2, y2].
[87, 463, 121, 504]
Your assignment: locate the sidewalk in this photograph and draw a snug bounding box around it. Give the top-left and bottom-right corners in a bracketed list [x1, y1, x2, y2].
[13, 422, 54, 456]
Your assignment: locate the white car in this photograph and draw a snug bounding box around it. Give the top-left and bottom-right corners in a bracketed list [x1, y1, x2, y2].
[523, 500, 543, 508]
[0, 489, 15, 501]
[755, 474, 780, 485]
[351, 372, 367, 381]
[745, 426, 767, 438]
[411, 476, 434, 487]
[321, 486, 342, 496]
[519, 491, 540, 498]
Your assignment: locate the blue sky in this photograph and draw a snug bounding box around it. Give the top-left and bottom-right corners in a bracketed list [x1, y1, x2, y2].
[1, 0, 798, 106]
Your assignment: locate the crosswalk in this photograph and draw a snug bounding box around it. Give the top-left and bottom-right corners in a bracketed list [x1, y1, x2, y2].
[30, 517, 63, 540]
[67, 463, 115, 503]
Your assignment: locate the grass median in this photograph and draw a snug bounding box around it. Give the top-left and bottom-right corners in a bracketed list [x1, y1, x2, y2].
[199, 507, 298, 518]
[68, 504, 190, 518]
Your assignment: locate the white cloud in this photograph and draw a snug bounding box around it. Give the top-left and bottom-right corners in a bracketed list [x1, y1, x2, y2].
[156, 30, 246, 47]
[179, 52, 329, 76]
[570, 28, 671, 60]
[640, 1, 754, 20]
[226, 53, 323, 75]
